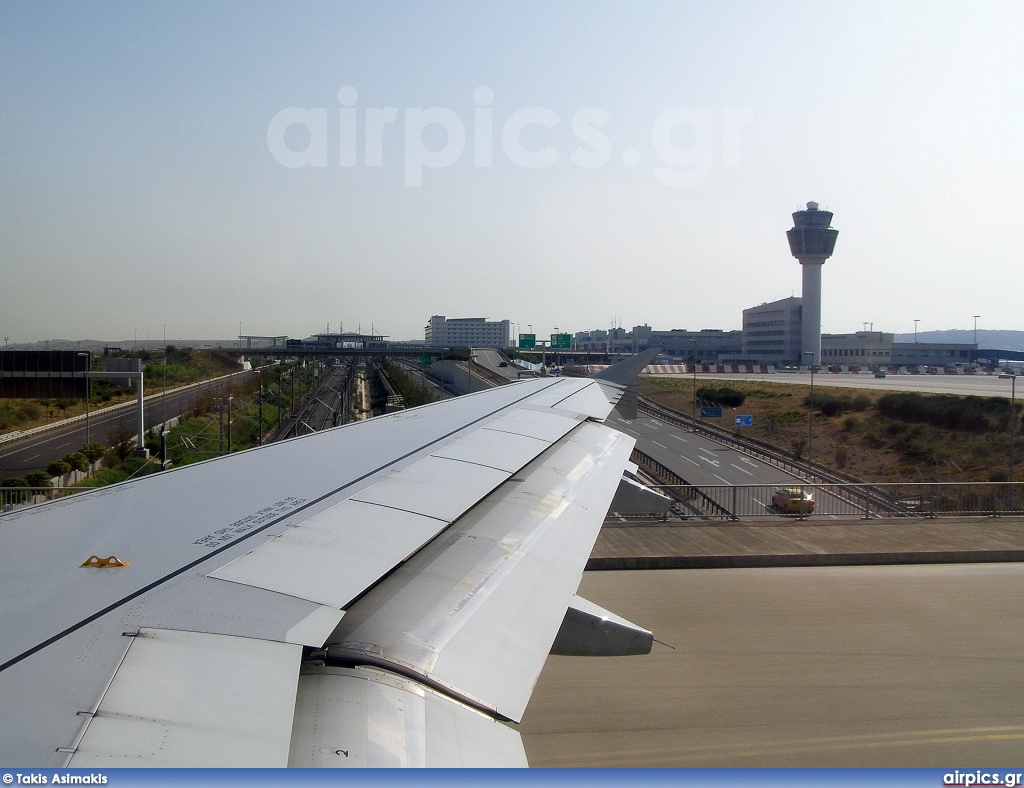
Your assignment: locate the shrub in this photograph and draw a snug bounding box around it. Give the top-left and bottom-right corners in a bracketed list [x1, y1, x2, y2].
[877, 392, 1009, 432]
[1, 476, 29, 488]
[841, 416, 859, 432]
[80, 442, 106, 463]
[0, 400, 42, 429]
[804, 393, 853, 417]
[46, 460, 72, 478]
[64, 452, 91, 473]
[835, 445, 849, 469]
[851, 394, 871, 412]
[24, 471, 52, 487]
[697, 386, 746, 407]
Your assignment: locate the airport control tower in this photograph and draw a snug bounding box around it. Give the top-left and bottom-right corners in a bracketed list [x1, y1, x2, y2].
[787, 202, 838, 366]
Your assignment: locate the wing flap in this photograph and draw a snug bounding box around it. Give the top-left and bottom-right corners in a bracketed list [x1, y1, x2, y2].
[68, 629, 302, 767]
[288, 665, 527, 767]
[326, 422, 635, 721]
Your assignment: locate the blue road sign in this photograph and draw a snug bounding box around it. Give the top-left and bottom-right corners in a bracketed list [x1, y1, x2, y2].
[700, 406, 723, 418]
[735, 414, 753, 427]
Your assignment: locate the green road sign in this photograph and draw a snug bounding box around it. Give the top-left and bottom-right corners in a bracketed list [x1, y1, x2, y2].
[550, 333, 571, 349]
[420, 355, 433, 367]
[519, 334, 536, 349]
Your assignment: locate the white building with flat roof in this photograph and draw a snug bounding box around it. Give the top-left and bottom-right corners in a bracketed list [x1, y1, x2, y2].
[740, 296, 803, 364]
[425, 316, 510, 349]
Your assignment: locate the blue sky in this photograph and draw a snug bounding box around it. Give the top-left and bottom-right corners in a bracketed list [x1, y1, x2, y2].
[1, 1, 1021, 343]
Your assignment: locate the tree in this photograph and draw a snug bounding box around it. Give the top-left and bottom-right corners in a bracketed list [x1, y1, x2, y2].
[54, 398, 75, 417]
[64, 452, 91, 474]
[46, 460, 72, 478]
[107, 424, 136, 463]
[80, 442, 106, 463]
[25, 471, 52, 488]
[1, 477, 29, 488]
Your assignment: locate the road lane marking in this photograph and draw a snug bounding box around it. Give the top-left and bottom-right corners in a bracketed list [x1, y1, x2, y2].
[698, 455, 720, 467]
[713, 473, 731, 484]
[671, 435, 688, 443]
[741, 457, 758, 466]
[653, 441, 669, 449]
[682, 456, 700, 466]
[730, 463, 754, 476]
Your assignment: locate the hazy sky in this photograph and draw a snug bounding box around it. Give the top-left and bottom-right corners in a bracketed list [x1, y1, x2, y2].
[2, 1, 1021, 344]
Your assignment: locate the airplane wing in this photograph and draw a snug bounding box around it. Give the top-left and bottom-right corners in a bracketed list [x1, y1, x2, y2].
[0, 354, 657, 768]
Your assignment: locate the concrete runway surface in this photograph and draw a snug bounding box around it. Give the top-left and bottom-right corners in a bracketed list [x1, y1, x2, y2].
[519, 564, 1024, 766]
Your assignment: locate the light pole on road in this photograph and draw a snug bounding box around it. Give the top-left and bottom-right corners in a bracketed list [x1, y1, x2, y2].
[1000, 373, 1018, 509]
[805, 351, 815, 465]
[690, 339, 698, 425]
[77, 352, 90, 444]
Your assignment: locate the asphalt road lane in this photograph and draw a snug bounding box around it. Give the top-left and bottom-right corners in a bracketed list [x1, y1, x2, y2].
[608, 411, 861, 518]
[521, 563, 1024, 766]
[0, 374, 250, 475]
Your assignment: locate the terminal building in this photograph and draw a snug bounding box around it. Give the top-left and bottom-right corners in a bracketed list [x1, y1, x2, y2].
[425, 316, 510, 349]
[572, 326, 742, 359]
[740, 297, 803, 363]
[634, 327, 742, 360]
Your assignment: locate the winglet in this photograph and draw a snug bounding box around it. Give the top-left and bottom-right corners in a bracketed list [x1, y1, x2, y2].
[589, 348, 660, 386]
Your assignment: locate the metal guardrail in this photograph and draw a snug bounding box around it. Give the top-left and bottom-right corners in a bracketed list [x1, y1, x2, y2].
[0, 371, 250, 447]
[1, 486, 90, 513]
[638, 395, 853, 484]
[630, 452, 1024, 519]
[636, 396, 904, 516]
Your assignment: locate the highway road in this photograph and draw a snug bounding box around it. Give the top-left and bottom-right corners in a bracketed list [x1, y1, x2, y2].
[607, 410, 865, 519]
[429, 359, 494, 395]
[660, 371, 1020, 397]
[0, 374, 250, 477]
[396, 361, 455, 400]
[521, 563, 1024, 766]
[472, 347, 520, 382]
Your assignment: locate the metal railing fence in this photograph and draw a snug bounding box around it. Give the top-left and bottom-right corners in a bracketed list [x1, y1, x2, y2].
[629, 477, 1024, 520]
[1, 486, 90, 513]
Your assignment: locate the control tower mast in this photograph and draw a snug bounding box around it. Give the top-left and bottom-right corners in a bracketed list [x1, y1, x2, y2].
[786, 201, 838, 366]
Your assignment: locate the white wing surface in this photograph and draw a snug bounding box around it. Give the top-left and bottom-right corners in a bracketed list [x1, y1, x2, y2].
[0, 369, 646, 768]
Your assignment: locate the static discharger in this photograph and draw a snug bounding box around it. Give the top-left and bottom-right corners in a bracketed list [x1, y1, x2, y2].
[80, 555, 130, 568]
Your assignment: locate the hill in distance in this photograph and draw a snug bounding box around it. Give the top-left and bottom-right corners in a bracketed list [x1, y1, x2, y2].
[892, 329, 1024, 351]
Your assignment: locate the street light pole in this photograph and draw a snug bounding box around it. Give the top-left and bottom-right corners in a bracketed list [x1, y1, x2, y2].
[162, 324, 167, 429]
[805, 351, 815, 465]
[690, 339, 698, 425]
[1011, 375, 1016, 494]
[77, 352, 90, 444]
[1001, 373, 1018, 509]
[258, 374, 264, 446]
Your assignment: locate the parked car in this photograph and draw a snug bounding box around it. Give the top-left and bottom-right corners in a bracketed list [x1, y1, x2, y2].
[772, 487, 815, 514]
[874, 368, 887, 378]
[498, 361, 508, 367]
